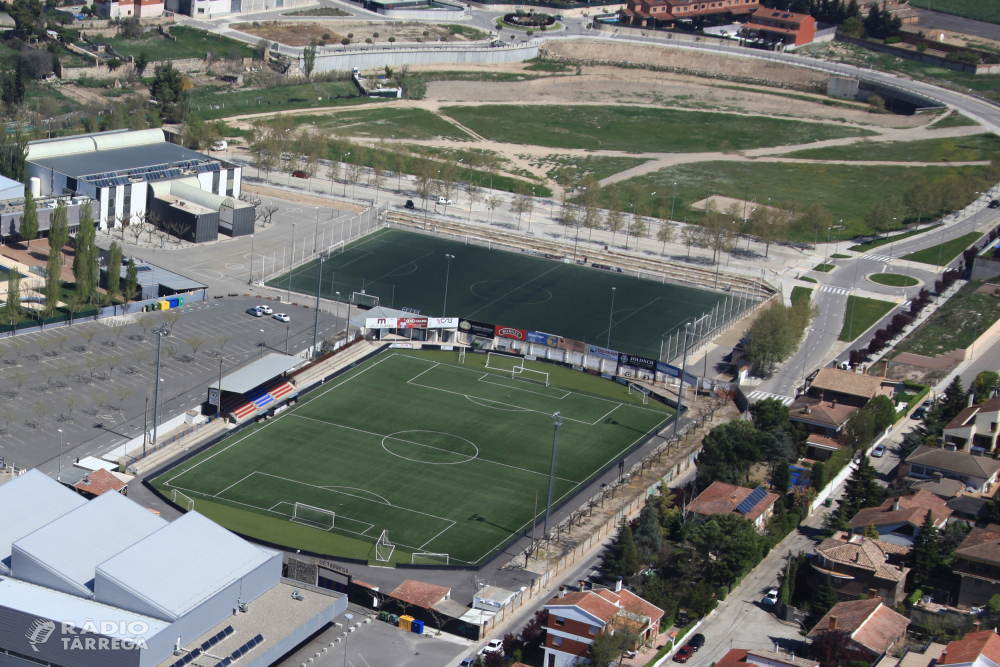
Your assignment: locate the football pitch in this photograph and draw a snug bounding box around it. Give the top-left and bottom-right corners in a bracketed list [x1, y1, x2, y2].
[266, 228, 725, 360]
[152, 349, 673, 566]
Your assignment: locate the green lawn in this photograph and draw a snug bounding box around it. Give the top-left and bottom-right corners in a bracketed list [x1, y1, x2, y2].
[869, 272, 919, 287]
[268, 228, 724, 360]
[813, 263, 835, 273]
[544, 154, 650, 185]
[929, 112, 979, 129]
[791, 286, 813, 307]
[283, 6, 351, 15]
[189, 80, 375, 121]
[524, 58, 575, 73]
[798, 276, 818, 283]
[404, 145, 552, 197]
[784, 134, 1000, 163]
[830, 253, 852, 259]
[606, 162, 982, 241]
[848, 224, 943, 251]
[918, 0, 1000, 24]
[840, 296, 896, 341]
[290, 107, 474, 141]
[101, 25, 256, 62]
[901, 231, 983, 266]
[891, 280, 1000, 357]
[152, 349, 672, 564]
[439, 105, 876, 153]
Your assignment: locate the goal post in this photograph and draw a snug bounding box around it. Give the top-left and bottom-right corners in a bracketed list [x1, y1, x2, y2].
[485, 352, 522, 376]
[628, 382, 649, 404]
[326, 241, 345, 256]
[375, 530, 395, 562]
[291, 502, 336, 530]
[171, 489, 194, 511]
[458, 347, 466, 364]
[411, 552, 449, 565]
[513, 366, 549, 387]
[350, 292, 379, 309]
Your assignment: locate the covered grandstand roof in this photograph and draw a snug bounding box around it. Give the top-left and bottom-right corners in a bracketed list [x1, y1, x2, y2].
[11, 491, 167, 598]
[215, 353, 301, 394]
[350, 305, 427, 328]
[96, 512, 279, 621]
[0, 470, 86, 575]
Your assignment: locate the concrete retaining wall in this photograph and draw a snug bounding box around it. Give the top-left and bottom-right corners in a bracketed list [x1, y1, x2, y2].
[311, 40, 539, 72]
[60, 56, 210, 80]
[378, 4, 466, 18]
[468, 1, 624, 15]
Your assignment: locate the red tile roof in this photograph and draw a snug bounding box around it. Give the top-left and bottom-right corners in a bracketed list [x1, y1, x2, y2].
[546, 591, 620, 624]
[815, 532, 910, 582]
[940, 630, 1000, 665]
[619, 588, 665, 624]
[808, 598, 909, 654]
[849, 490, 952, 531]
[715, 648, 819, 667]
[73, 468, 127, 497]
[688, 481, 778, 522]
[389, 579, 450, 609]
[717, 649, 752, 667]
[955, 526, 1000, 565]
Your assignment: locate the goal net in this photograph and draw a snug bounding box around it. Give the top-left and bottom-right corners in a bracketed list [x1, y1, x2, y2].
[350, 292, 379, 309]
[291, 503, 335, 530]
[514, 366, 549, 387]
[486, 352, 522, 375]
[411, 552, 450, 565]
[375, 530, 395, 562]
[458, 347, 466, 364]
[628, 382, 649, 404]
[326, 241, 345, 257]
[171, 489, 194, 511]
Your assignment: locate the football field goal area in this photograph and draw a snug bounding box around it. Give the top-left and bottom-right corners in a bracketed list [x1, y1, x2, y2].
[291, 503, 336, 530]
[411, 552, 450, 565]
[172, 489, 194, 510]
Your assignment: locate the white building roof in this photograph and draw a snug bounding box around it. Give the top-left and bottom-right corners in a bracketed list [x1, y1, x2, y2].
[12, 491, 166, 597]
[96, 512, 276, 620]
[73, 456, 117, 473]
[215, 353, 301, 394]
[0, 470, 86, 575]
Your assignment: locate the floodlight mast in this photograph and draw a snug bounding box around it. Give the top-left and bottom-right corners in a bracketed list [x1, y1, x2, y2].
[543, 411, 564, 538]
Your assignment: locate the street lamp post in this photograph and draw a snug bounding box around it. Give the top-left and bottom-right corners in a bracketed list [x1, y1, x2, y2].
[57, 429, 63, 481]
[672, 323, 693, 438]
[543, 411, 563, 538]
[342, 613, 354, 667]
[341, 152, 350, 197]
[442, 254, 455, 316]
[313, 206, 320, 253]
[801, 327, 814, 383]
[607, 287, 616, 348]
[670, 182, 677, 224]
[260, 329, 265, 358]
[287, 223, 297, 302]
[335, 291, 341, 340]
[151, 324, 170, 450]
[247, 234, 255, 285]
[313, 255, 324, 359]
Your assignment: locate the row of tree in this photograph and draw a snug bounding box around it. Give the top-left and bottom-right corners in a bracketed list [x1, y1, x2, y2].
[743, 291, 816, 376]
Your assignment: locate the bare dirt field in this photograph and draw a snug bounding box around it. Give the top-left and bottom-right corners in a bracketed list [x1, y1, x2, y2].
[233, 21, 481, 46]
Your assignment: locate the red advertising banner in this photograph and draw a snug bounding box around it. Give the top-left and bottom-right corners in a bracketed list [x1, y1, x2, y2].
[398, 317, 429, 329]
[495, 325, 528, 341]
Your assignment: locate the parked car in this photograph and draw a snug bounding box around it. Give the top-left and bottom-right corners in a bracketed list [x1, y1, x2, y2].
[674, 646, 695, 663]
[437, 197, 453, 205]
[273, 313, 290, 323]
[459, 659, 475, 667]
[211, 140, 227, 152]
[291, 170, 308, 179]
[872, 443, 886, 457]
[555, 14, 564, 19]
[912, 407, 927, 419]
[688, 634, 705, 652]
[479, 639, 503, 656]
[990, 199, 1000, 209]
[762, 589, 779, 605]
[246, 307, 263, 317]
[405, 199, 415, 209]
[257, 305, 273, 315]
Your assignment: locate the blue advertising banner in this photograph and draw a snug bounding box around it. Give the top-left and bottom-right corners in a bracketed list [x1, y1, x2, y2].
[527, 331, 560, 348]
[587, 344, 619, 361]
[656, 361, 698, 386]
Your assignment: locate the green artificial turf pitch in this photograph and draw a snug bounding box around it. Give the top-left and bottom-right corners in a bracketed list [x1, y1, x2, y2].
[267, 228, 726, 360]
[153, 349, 673, 565]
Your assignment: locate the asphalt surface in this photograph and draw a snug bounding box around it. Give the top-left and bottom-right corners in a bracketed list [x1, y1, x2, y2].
[913, 8, 1000, 42]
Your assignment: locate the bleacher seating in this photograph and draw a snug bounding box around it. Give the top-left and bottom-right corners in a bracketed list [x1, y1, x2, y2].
[222, 378, 299, 423]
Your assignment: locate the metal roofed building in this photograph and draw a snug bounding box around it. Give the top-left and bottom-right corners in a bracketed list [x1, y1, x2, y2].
[25, 129, 246, 238]
[0, 470, 86, 575]
[214, 353, 302, 394]
[101, 258, 207, 301]
[11, 490, 168, 598]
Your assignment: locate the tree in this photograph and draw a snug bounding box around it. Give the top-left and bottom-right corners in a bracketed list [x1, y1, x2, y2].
[811, 577, 840, 623]
[972, 371, 999, 404]
[864, 196, 906, 239]
[810, 629, 871, 667]
[9, 0, 41, 36]
[149, 63, 186, 122]
[866, 395, 896, 434]
[19, 184, 37, 250]
[909, 510, 940, 590]
[302, 39, 317, 79]
[750, 397, 791, 432]
[772, 458, 791, 495]
[657, 222, 675, 255]
[863, 521, 879, 539]
[604, 206, 625, 246]
[106, 241, 122, 308]
[48, 199, 69, 254]
[0, 130, 28, 182]
[680, 581, 718, 617]
[43, 235, 61, 321]
[696, 419, 763, 490]
[743, 299, 812, 377]
[799, 203, 832, 246]
[688, 513, 765, 585]
[940, 374, 969, 426]
[123, 258, 139, 310]
[840, 409, 875, 453]
[632, 503, 663, 566]
[73, 201, 97, 303]
[134, 50, 150, 77]
[3, 269, 21, 330]
[602, 522, 639, 580]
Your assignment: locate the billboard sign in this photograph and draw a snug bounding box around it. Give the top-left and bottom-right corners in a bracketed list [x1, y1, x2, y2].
[366, 317, 397, 328]
[365, 317, 428, 329]
[618, 353, 657, 373]
[527, 331, 560, 347]
[587, 344, 618, 361]
[495, 325, 528, 341]
[656, 361, 698, 386]
[458, 318, 495, 338]
[397, 317, 428, 329]
[428, 317, 459, 329]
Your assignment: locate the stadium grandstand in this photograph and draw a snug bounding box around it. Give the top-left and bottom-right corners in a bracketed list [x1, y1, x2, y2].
[213, 353, 301, 423]
[0, 469, 345, 667]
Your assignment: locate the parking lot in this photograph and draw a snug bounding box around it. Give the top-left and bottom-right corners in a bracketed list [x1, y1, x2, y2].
[0, 295, 338, 475]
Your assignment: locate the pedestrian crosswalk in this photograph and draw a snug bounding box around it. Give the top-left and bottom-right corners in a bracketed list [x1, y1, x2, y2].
[746, 391, 795, 406]
[862, 253, 893, 263]
[900, 300, 912, 310]
[821, 286, 851, 295]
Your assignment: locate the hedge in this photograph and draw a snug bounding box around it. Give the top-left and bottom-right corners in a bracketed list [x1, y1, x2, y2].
[642, 621, 700, 667]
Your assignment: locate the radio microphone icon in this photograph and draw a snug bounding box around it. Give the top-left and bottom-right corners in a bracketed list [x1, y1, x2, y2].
[25, 619, 56, 652]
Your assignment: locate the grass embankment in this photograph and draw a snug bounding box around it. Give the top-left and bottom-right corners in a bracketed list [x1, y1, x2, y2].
[869, 273, 919, 287]
[840, 296, 896, 341]
[785, 134, 1000, 162]
[791, 286, 813, 307]
[849, 224, 942, 252]
[901, 231, 983, 266]
[891, 280, 1000, 358]
[543, 154, 650, 185]
[285, 107, 474, 141]
[188, 79, 375, 121]
[813, 263, 835, 273]
[929, 113, 979, 129]
[101, 25, 256, 61]
[439, 105, 875, 153]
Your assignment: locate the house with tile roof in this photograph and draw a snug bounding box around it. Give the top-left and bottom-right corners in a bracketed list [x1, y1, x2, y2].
[543, 583, 664, 667]
[902, 446, 1000, 494]
[812, 532, 911, 604]
[71, 468, 131, 499]
[789, 368, 895, 438]
[716, 648, 819, 667]
[938, 629, 1000, 667]
[807, 598, 910, 657]
[943, 396, 1000, 454]
[848, 490, 952, 546]
[953, 526, 1000, 608]
[806, 433, 845, 462]
[686, 481, 780, 533]
[388, 579, 451, 609]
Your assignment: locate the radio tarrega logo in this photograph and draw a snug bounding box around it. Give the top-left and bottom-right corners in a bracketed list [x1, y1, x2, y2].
[25, 619, 56, 651]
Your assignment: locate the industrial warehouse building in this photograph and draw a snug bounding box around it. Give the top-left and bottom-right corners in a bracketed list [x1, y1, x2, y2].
[24, 129, 252, 242]
[0, 470, 345, 667]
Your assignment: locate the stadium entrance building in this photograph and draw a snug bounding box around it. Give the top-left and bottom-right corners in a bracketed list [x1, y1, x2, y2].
[357, 307, 459, 344]
[0, 470, 346, 667]
[211, 353, 301, 423]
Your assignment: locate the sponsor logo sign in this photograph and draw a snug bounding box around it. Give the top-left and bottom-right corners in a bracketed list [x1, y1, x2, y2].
[389, 343, 414, 349]
[366, 317, 397, 328]
[458, 318, 495, 338]
[208, 387, 220, 407]
[618, 353, 657, 373]
[495, 325, 527, 341]
[364, 317, 428, 329]
[24, 618, 151, 653]
[558, 337, 586, 353]
[319, 559, 350, 576]
[428, 317, 459, 329]
[440, 345, 454, 351]
[656, 361, 698, 386]
[527, 331, 560, 347]
[587, 344, 619, 361]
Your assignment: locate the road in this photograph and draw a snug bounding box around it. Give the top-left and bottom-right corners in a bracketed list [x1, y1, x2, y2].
[913, 8, 1000, 42]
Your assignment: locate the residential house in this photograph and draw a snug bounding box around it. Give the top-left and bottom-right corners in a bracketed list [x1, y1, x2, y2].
[812, 532, 911, 604]
[953, 526, 1000, 608]
[943, 396, 1000, 454]
[543, 583, 664, 667]
[938, 629, 1000, 667]
[807, 598, 911, 657]
[902, 446, 1000, 494]
[848, 490, 952, 546]
[621, 0, 759, 26]
[947, 496, 992, 525]
[806, 433, 845, 462]
[71, 468, 132, 499]
[911, 476, 966, 501]
[789, 368, 894, 438]
[686, 481, 779, 533]
[741, 8, 816, 47]
[716, 648, 819, 667]
[94, 0, 164, 17]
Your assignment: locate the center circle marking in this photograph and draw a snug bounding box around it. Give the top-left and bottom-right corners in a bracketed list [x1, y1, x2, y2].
[382, 430, 479, 465]
[470, 280, 554, 305]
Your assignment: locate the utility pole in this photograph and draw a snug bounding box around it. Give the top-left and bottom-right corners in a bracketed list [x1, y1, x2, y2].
[530, 489, 538, 561]
[443, 254, 454, 316]
[672, 323, 692, 438]
[543, 412, 564, 538]
[151, 324, 170, 449]
[287, 223, 296, 302]
[607, 287, 616, 348]
[313, 255, 324, 359]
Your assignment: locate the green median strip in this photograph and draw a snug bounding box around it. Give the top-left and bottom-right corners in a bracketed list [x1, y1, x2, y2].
[901, 231, 983, 266]
[848, 224, 942, 252]
[840, 296, 896, 341]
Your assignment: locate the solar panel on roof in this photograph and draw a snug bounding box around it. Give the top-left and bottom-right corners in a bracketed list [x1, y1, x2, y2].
[736, 487, 769, 516]
[192, 649, 201, 658]
[254, 634, 263, 643]
[225, 626, 234, 636]
[782, 13, 791, 16]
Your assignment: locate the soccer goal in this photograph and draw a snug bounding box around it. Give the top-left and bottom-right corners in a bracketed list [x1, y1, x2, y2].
[411, 552, 450, 565]
[350, 292, 379, 309]
[628, 382, 649, 404]
[458, 347, 466, 364]
[514, 366, 550, 387]
[486, 352, 523, 375]
[291, 503, 336, 530]
[171, 489, 195, 511]
[375, 530, 395, 562]
[326, 241, 345, 257]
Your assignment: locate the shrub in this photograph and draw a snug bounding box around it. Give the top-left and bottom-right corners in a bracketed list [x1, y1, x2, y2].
[885, 35, 901, 44]
[322, 32, 330, 40]
[917, 42, 927, 52]
[951, 51, 980, 65]
[341, 38, 349, 45]
[717, 585, 729, 601]
[812, 461, 826, 490]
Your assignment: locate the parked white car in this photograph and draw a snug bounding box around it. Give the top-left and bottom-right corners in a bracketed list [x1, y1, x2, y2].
[437, 197, 453, 205]
[763, 589, 779, 605]
[273, 313, 290, 323]
[256, 305, 273, 315]
[246, 307, 263, 317]
[479, 639, 503, 656]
